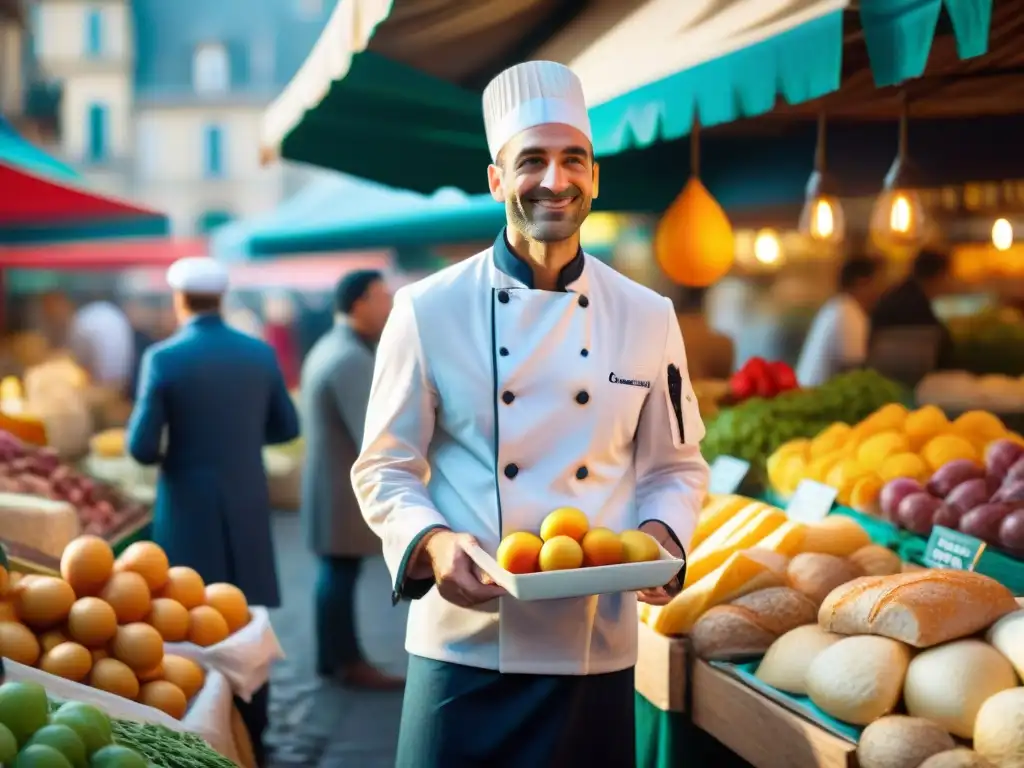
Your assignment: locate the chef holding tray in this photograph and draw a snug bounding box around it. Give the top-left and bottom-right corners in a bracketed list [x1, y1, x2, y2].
[352, 60, 709, 768]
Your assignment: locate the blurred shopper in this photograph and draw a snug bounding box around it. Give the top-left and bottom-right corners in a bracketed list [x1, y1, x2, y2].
[676, 286, 734, 380]
[125, 257, 299, 766]
[352, 61, 707, 768]
[300, 270, 400, 689]
[796, 256, 886, 387]
[869, 248, 956, 370]
[263, 292, 300, 390]
[40, 292, 134, 393]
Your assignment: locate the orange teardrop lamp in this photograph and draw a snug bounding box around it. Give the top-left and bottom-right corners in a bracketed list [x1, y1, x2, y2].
[655, 176, 735, 287]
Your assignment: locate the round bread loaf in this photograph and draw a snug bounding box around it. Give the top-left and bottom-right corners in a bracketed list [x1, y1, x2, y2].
[973, 687, 1024, 768]
[856, 716, 955, 768]
[806, 635, 911, 725]
[755, 624, 843, 695]
[919, 749, 995, 768]
[787, 553, 863, 605]
[904, 640, 1018, 738]
[690, 587, 817, 662]
[848, 545, 903, 576]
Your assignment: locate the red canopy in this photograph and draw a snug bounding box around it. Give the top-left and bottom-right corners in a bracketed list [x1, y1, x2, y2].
[0, 238, 207, 270]
[0, 165, 162, 225]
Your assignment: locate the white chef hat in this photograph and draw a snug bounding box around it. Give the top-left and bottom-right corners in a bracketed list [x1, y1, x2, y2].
[482, 60, 592, 162]
[166, 256, 229, 295]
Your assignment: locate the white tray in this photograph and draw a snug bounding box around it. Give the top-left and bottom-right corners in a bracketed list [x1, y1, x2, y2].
[466, 543, 685, 601]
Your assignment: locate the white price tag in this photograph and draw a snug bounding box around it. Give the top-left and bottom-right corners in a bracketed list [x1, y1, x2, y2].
[786, 480, 838, 523]
[708, 456, 751, 495]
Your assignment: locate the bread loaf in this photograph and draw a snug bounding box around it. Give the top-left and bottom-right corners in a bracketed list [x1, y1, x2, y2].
[690, 587, 816, 661]
[848, 544, 903, 576]
[800, 515, 871, 556]
[787, 553, 863, 605]
[918, 750, 995, 768]
[973, 687, 1024, 768]
[755, 624, 843, 694]
[903, 639, 1018, 739]
[817, 570, 1018, 648]
[856, 716, 955, 768]
[806, 635, 910, 725]
[986, 609, 1024, 680]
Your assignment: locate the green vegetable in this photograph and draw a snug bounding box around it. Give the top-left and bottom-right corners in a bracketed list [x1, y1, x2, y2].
[13, 744, 72, 768]
[701, 369, 907, 485]
[109, 720, 236, 768]
[0, 721, 17, 763]
[0, 682, 51, 746]
[26, 724, 86, 768]
[50, 703, 112, 755]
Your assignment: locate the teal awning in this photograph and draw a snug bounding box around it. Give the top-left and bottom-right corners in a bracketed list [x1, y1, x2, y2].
[0, 116, 79, 182]
[263, 0, 994, 189]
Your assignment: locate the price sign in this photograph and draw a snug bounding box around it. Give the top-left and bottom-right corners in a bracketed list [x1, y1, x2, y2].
[786, 480, 838, 523]
[708, 456, 751, 495]
[923, 526, 986, 570]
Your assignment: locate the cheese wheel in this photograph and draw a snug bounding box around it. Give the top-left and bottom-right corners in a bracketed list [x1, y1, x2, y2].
[856, 716, 955, 768]
[755, 624, 843, 695]
[904, 640, 1018, 739]
[806, 635, 910, 725]
[974, 687, 1024, 768]
[987, 609, 1024, 680]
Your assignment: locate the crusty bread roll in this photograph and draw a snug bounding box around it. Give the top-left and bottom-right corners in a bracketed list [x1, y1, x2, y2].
[918, 750, 995, 768]
[806, 635, 911, 725]
[817, 570, 1018, 648]
[690, 587, 816, 661]
[848, 544, 903, 576]
[755, 624, 843, 695]
[856, 716, 955, 768]
[801, 515, 871, 557]
[986, 609, 1024, 680]
[904, 639, 1018, 739]
[973, 687, 1024, 768]
[787, 553, 863, 605]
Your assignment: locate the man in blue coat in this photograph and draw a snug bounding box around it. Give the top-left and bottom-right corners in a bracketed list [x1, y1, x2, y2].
[126, 256, 299, 766]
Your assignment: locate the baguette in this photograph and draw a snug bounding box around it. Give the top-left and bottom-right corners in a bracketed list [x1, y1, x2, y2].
[818, 570, 1018, 648]
[690, 587, 817, 661]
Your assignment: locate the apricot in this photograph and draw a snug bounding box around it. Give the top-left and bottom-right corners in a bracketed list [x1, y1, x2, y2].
[538, 536, 584, 572]
[496, 532, 544, 574]
[619, 530, 661, 563]
[581, 528, 624, 567]
[539, 508, 589, 542]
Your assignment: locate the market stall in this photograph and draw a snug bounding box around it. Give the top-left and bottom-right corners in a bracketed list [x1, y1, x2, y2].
[0, 534, 282, 767]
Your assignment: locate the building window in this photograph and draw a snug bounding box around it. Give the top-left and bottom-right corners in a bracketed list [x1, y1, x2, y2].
[86, 103, 109, 163]
[203, 124, 225, 178]
[193, 44, 229, 94]
[197, 210, 234, 234]
[85, 7, 104, 58]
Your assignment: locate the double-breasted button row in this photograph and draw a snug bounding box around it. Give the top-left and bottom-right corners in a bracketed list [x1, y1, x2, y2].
[496, 289, 589, 307]
[498, 389, 589, 406]
[502, 391, 515, 404]
[502, 462, 588, 481]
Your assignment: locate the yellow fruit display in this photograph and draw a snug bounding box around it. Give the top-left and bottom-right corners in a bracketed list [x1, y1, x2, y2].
[856, 431, 910, 467]
[921, 434, 980, 471]
[809, 424, 851, 458]
[580, 528, 624, 567]
[538, 536, 584, 572]
[854, 403, 908, 438]
[496, 532, 545, 574]
[878, 453, 930, 484]
[904, 405, 949, 450]
[620, 530, 661, 563]
[952, 410, 1007, 445]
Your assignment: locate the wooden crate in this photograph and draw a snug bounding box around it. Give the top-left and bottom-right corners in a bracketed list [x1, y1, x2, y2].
[692, 661, 858, 768]
[635, 619, 688, 713]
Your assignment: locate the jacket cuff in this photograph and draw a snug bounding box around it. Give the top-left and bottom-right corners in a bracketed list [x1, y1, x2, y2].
[390, 523, 448, 605]
[639, 519, 687, 595]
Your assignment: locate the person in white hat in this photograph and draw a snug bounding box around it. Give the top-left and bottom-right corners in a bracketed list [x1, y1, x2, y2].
[124, 256, 299, 766]
[352, 61, 709, 767]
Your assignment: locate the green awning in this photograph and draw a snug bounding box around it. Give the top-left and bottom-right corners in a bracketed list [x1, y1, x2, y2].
[263, 0, 993, 188]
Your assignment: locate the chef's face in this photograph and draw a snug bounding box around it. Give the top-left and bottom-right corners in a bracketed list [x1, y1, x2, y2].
[488, 123, 599, 243]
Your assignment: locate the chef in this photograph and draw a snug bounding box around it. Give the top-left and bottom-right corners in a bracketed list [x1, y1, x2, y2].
[351, 61, 708, 768]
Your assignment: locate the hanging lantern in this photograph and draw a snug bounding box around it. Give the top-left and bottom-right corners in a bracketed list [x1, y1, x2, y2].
[869, 95, 928, 250]
[798, 114, 845, 244]
[754, 229, 784, 267]
[655, 121, 735, 287]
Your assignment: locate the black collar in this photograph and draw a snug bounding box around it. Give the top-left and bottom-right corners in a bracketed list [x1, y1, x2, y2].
[491, 228, 585, 291]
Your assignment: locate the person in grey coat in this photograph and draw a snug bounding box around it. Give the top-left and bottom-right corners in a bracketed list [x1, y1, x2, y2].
[300, 270, 402, 689]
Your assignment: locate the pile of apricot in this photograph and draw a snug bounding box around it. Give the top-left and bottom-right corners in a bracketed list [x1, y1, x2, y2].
[495, 508, 661, 574]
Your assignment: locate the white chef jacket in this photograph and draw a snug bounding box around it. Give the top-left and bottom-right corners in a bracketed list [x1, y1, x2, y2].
[352, 231, 709, 676]
[69, 301, 134, 390]
[795, 294, 870, 387]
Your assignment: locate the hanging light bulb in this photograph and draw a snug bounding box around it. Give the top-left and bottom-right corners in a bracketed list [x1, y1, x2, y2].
[869, 95, 927, 249]
[992, 218, 1014, 251]
[798, 113, 845, 244]
[754, 229, 783, 266]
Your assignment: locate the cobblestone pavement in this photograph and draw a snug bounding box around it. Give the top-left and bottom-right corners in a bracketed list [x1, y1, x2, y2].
[266, 511, 408, 768]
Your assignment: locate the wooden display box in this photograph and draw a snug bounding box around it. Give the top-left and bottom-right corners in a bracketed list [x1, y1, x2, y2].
[692, 662, 858, 768]
[635, 619, 688, 713]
